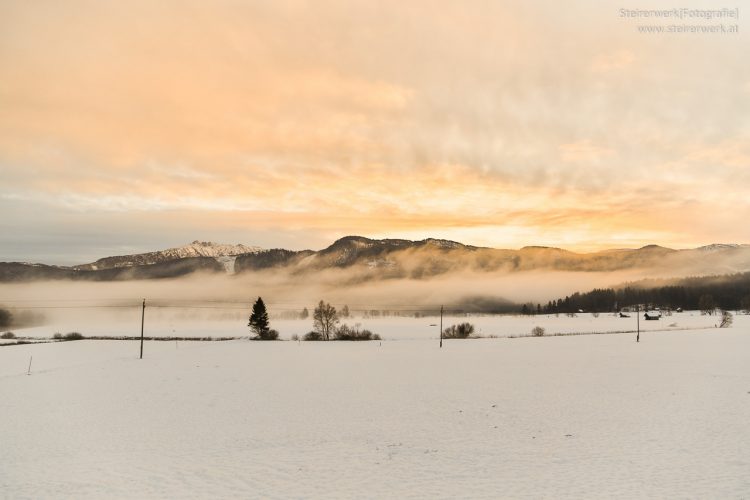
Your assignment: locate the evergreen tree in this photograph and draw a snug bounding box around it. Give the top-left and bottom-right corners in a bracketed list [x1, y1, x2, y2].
[0, 307, 11, 328]
[248, 297, 271, 339]
[698, 294, 716, 315]
[300, 307, 309, 319]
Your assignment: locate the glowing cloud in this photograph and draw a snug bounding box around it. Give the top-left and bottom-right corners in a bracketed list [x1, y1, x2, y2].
[1, 0, 748, 262]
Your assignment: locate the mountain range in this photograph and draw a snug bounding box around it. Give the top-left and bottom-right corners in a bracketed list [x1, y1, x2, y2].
[1, 236, 749, 282]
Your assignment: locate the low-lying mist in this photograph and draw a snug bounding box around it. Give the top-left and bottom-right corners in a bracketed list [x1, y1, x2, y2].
[0, 266, 651, 328]
[4, 261, 745, 340]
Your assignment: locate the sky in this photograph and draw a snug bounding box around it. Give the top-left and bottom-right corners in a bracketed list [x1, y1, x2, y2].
[1, 0, 749, 264]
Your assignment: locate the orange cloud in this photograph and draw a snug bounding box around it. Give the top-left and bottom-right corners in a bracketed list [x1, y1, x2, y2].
[1, 0, 748, 258]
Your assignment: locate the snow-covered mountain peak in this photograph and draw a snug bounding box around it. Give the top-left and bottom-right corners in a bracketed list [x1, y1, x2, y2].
[74, 241, 264, 270]
[422, 238, 466, 249]
[172, 241, 263, 258]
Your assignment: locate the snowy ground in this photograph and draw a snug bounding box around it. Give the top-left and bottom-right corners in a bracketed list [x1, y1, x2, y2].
[1, 318, 749, 498]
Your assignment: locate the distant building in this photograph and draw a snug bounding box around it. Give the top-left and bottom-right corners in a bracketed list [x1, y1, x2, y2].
[644, 311, 661, 320]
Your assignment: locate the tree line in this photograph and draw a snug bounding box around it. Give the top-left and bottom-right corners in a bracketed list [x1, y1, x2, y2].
[530, 272, 750, 314]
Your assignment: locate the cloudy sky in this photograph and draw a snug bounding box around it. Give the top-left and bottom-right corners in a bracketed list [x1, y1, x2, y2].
[1, 0, 748, 264]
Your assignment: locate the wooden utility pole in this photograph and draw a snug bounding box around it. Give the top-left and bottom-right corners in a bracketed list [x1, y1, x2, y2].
[140, 299, 145, 359]
[636, 304, 640, 343]
[439, 305, 443, 348]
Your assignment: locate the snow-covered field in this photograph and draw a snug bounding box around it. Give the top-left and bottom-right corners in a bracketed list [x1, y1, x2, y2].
[1, 317, 749, 498]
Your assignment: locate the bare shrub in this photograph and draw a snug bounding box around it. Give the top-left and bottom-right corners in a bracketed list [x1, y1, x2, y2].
[531, 326, 545, 337]
[53, 332, 83, 341]
[443, 322, 475, 339]
[303, 331, 323, 341]
[1, 331, 15, 339]
[334, 324, 379, 341]
[719, 310, 733, 328]
[265, 329, 279, 340]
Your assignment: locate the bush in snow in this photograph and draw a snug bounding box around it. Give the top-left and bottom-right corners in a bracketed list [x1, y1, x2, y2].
[265, 329, 280, 340]
[719, 310, 733, 328]
[290, 334, 300, 341]
[1, 331, 15, 339]
[531, 326, 545, 337]
[443, 322, 475, 339]
[334, 324, 380, 341]
[303, 331, 323, 341]
[53, 332, 84, 341]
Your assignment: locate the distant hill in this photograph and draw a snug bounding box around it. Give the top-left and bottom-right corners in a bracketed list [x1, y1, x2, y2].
[0, 258, 225, 282]
[1, 236, 749, 282]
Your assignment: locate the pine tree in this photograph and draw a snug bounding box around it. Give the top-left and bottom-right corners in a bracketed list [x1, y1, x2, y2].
[0, 307, 11, 328]
[248, 297, 271, 339]
[698, 294, 716, 315]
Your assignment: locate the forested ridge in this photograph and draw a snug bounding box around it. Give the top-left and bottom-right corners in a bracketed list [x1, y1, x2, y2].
[535, 272, 750, 314]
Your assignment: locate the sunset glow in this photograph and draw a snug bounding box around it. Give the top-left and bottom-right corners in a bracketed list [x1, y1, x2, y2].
[1, 1, 748, 263]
